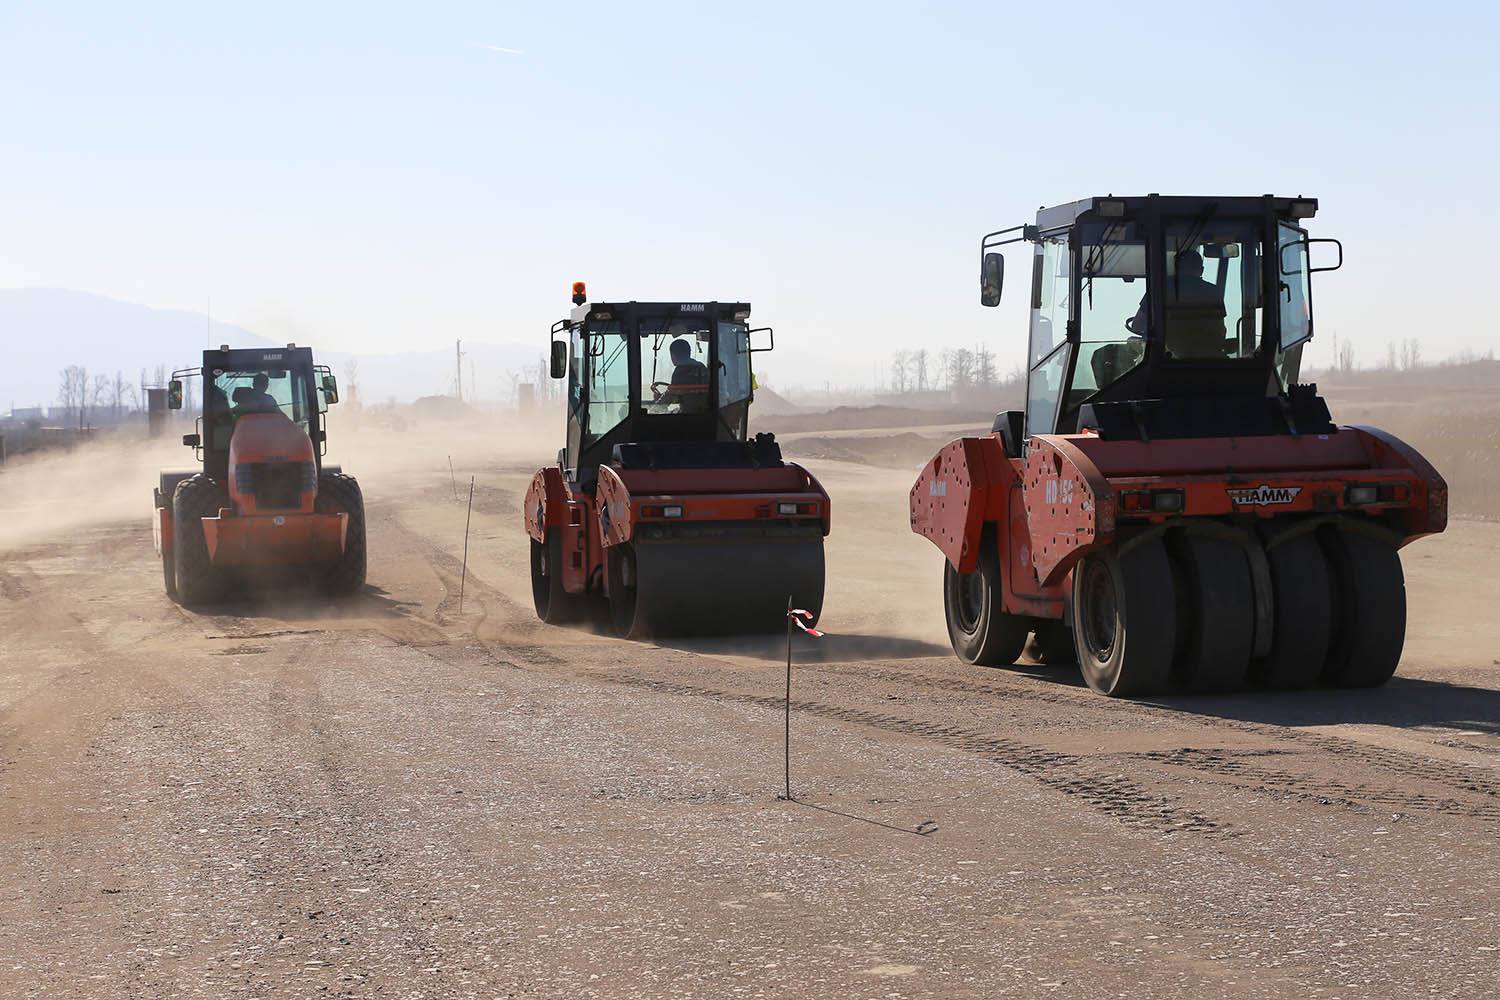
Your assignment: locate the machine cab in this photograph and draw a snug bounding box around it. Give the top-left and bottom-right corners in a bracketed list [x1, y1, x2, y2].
[550, 294, 765, 486]
[169, 345, 339, 482]
[982, 195, 1341, 444]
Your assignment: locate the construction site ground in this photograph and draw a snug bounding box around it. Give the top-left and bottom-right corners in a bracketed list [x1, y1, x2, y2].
[0, 426, 1496, 999]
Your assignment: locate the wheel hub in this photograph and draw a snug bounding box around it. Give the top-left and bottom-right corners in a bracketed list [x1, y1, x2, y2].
[1081, 560, 1118, 660]
[956, 568, 984, 633]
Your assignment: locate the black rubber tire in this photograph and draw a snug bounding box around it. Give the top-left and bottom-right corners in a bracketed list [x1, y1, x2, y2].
[1027, 620, 1077, 666]
[158, 496, 177, 599]
[1251, 531, 1332, 689]
[943, 535, 1028, 667]
[315, 472, 366, 595]
[1169, 533, 1254, 693]
[1321, 526, 1406, 687]
[532, 529, 587, 624]
[606, 542, 642, 638]
[172, 474, 228, 606]
[162, 535, 176, 597]
[1068, 540, 1176, 697]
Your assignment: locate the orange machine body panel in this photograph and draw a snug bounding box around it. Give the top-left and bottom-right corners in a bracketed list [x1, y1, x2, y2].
[203, 412, 346, 567]
[911, 424, 1447, 618]
[203, 511, 348, 565]
[227, 413, 319, 516]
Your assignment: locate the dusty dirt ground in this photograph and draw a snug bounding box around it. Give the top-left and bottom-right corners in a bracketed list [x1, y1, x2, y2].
[0, 424, 1497, 999]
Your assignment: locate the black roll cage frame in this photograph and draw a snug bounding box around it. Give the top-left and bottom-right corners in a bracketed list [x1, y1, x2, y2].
[171, 346, 335, 467]
[549, 301, 765, 482]
[981, 195, 1341, 437]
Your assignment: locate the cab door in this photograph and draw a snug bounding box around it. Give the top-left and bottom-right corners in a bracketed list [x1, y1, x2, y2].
[564, 322, 585, 478]
[1025, 234, 1073, 439]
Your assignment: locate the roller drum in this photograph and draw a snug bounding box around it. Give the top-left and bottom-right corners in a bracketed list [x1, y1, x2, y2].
[609, 521, 824, 638]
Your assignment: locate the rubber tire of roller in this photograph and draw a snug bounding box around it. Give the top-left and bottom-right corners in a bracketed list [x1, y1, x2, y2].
[1069, 541, 1176, 698]
[172, 474, 228, 607]
[1250, 531, 1332, 689]
[533, 529, 587, 625]
[1028, 620, 1077, 666]
[606, 542, 642, 639]
[160, 507, 177, 599]
[943, 540, 1027, 667]
[1320, 526, 1406, 688]
[315, 472, 367, 596]
[1170, 533, 1254, 693]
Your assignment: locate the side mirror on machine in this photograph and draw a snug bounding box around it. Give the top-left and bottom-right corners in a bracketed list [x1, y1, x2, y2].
[1306, 237, 1343, 273]
[167, 379, 183, 409]
[980, 252, 1005, 307]
[744, 327, 775, 353]
[550, 339, 568, 379]
[321, 374, 340, 405]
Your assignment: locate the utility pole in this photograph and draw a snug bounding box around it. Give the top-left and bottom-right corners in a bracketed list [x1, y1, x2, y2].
[455, 340, 466, 403]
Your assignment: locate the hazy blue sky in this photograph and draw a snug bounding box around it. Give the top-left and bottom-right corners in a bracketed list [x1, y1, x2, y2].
[1, 1, 1495, 389]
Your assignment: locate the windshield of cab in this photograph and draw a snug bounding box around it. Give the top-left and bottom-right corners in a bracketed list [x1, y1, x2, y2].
[206, 367, 313, 449]
[1077, 221, 1148, 393]
[1159, 217, 1263, 360]
[639, 317, 711, 414]
[639, 315, 755, 416]
[1074, 216, 1268, 395]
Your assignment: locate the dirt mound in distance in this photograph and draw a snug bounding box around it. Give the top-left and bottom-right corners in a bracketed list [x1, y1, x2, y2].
[758, 404, 995, 435]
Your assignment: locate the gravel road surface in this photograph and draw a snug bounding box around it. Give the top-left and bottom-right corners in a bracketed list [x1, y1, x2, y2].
[1, 442, 1496, 998]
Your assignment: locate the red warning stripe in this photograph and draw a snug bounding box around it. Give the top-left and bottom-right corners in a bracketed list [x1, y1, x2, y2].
[789, 611, 823, 638]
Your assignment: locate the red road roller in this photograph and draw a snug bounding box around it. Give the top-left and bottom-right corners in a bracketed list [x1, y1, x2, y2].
[910, 195, 1446, 696]
[153, 344, 364, 604]
[525, 286, 829, 638]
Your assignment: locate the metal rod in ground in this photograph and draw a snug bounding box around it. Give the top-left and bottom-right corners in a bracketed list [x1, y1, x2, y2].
[459, 476, 475, 613]
[448, 455, 459, 501]
[784, 593, 793, 801]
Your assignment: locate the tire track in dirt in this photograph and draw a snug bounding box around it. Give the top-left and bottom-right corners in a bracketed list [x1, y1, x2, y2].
[392, 506, 1497, 833]
[87, 643, 473, 996]
[803, 661, 1500, 811]
[1127, 747, 1500, 822]
[447, 640, 1235, 840]
[395, 542, 1238, 839]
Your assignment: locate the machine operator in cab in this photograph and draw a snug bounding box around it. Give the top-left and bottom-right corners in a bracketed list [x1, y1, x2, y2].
[654, 338, 709, 412]
[1126, 249, 1227, 357]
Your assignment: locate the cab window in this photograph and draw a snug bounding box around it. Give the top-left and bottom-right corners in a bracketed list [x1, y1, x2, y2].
[584, 321, 630, 445]
[717, 321, 752, 408]
[639, 317, 710, 415]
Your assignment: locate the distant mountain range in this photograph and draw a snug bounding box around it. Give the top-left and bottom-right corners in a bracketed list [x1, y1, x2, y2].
[0, 289, 543, 413]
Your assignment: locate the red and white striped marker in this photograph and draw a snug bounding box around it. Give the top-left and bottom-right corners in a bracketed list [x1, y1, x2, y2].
[788, 608, 823, 637]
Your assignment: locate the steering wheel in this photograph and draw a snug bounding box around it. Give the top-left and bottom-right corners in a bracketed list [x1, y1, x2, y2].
[650, 380, 673, 399]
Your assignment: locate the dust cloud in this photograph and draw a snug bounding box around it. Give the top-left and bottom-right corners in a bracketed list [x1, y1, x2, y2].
[321, 407, 558, 493]
[0, 432, 184, 554]
[0, 407, 560, 556]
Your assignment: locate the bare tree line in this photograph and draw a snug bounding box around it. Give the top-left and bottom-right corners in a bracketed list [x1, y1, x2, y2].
[886, 346, 1022, 394]
[53, 362, 177, 431]
[1322, 334, 1493, 377]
